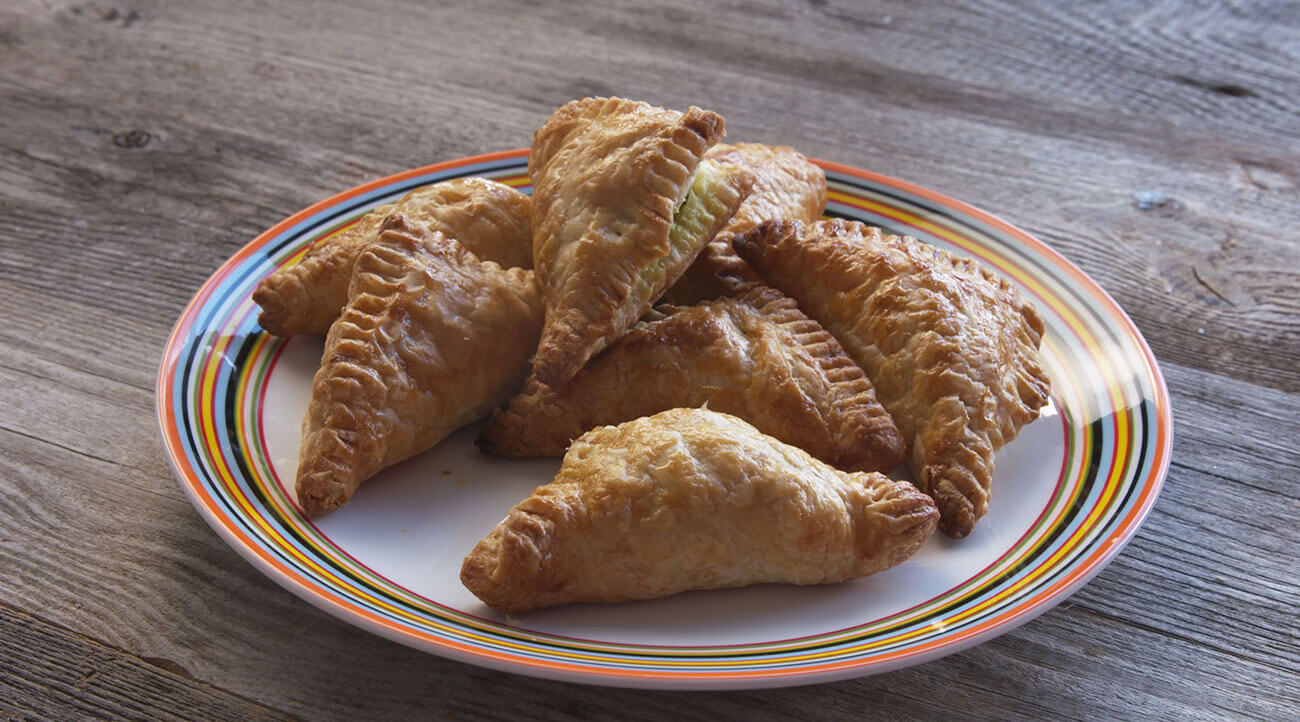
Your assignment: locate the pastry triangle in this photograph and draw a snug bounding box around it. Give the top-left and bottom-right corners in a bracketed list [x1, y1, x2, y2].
[254, 177, 531, 337]
[478, 285, 904, 472]
[664, 143, 827, 304]
[734, 219, 1052, 537]
[295, 217, 543, 516]
[461, 408, 938, 613]
[527, 97, 751, 387]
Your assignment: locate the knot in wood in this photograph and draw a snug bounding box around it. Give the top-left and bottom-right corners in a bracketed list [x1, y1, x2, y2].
[112, 129, 152, 149]
[1132, 191, 1183, 213]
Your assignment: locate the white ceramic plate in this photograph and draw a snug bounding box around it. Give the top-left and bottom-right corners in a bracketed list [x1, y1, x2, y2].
[158, 150, 1171, 689]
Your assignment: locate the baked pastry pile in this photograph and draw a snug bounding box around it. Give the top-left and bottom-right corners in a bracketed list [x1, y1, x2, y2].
[254, 96, 1050, 612]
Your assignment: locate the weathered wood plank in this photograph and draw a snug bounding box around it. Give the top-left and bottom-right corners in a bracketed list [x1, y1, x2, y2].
[0, 603, 293, 721]
[2, 0, 1299, 392]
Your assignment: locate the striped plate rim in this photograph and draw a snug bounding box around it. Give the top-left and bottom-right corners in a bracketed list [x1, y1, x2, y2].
[156, 149, 1171, 689]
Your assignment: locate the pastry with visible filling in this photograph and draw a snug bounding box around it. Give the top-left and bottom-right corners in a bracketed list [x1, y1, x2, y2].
[527, 97, 752, 387]
[254, 177, 531, 336]
[295, 217, 543, 516]
[461, 408, 938, 613]
[478, 285, 903, 472]
[664, 143, 827, 304]
[733, 219, 1052, 538]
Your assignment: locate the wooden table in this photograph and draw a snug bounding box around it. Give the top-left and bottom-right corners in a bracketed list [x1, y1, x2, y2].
[3, 1, 1296, 718]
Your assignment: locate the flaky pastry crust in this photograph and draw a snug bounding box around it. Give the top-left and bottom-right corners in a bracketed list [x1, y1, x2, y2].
[734, 219, 1052, 537]
[461, 408, 938, 613]
[295, 217, 543, 516]
[253, 177, 531, 336]
[526, 97, 750, 387]
[478, 286, 903, 472]
[664, 143, 827, 304]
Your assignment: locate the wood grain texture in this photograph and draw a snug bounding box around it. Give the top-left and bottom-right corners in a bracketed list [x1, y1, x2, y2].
[0, 604, 292, 722]
[1, 0, 1298, 718]
[3, 0, 1298, 391]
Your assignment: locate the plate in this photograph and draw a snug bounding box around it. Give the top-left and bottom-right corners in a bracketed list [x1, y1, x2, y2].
[157, 149, 1170, 689]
